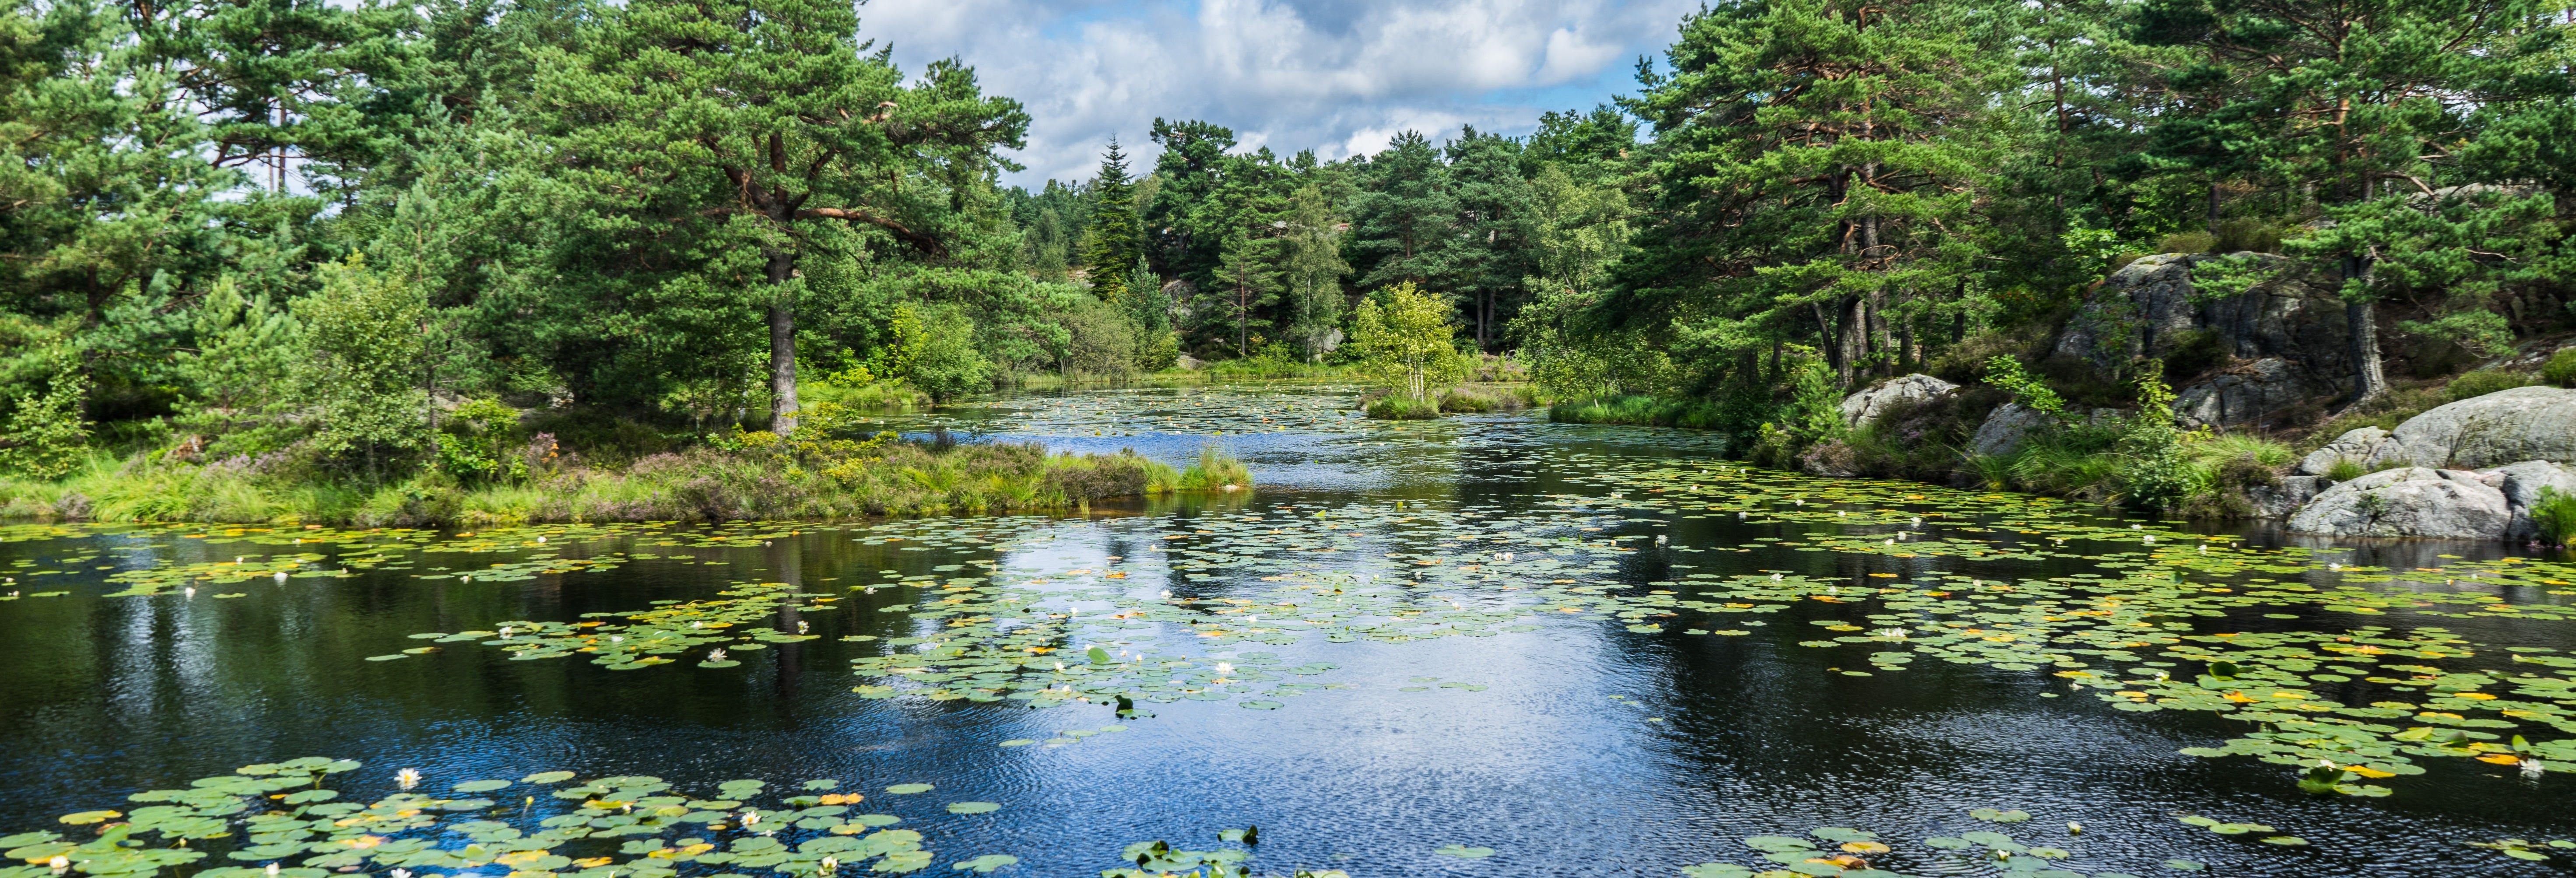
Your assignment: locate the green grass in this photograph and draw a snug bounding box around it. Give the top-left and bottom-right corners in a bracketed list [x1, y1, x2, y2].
[0, 439, 1248, 526]
[1546, 395, 1729, 428]
[1365, 395, 1441, 420]
[2530, 487, 2576, 545]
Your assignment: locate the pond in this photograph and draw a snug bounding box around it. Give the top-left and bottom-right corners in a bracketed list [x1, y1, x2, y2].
[6, 382, 2576, 878]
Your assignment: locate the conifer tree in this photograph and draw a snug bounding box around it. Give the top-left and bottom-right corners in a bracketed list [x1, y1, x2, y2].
[1082, 138, 1142, 302]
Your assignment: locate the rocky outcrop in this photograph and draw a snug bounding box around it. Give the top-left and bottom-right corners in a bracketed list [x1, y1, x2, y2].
[2176, 358, 2307, 429]
[2053, 253, 2351, 405]
[2287, 467, 2512, 540]
[1968, 402, 2055, 458]
[2297, 427, 2390, 476]
[2249, 475, 2321, 519]
[2364, 386, 2576, 470]
[1840, 374, 1958, 429]
[2483, 460, 2576, 542]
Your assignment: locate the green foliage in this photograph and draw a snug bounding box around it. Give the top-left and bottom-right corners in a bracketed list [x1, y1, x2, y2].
[1351, 282, 1468, 402]
[0, 359, 88, 478]
[2445, 369, 2537, 401]
[2542, 348, 2576, 388]
[294, 259, 431, 474]
[2530, 487, 2576, 546]
[1084, 140, 1144, 303]
[905, 305, 993, 403]
[1982, 356, 2067, 419]
[2116, 364, 2196, 512]
[1365, 394, 1440, 420]
[434, 399, 528, 486]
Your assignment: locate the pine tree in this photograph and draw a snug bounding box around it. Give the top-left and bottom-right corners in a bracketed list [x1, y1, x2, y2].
[1082, 138, 1142, 302]
[1213, 230, 1284, 358]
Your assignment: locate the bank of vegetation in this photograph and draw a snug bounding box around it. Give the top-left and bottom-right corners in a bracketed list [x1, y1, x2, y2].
[2, 0, 2572, 520]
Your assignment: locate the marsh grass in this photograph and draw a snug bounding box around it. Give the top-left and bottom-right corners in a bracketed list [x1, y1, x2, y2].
[0, 439, 1237, 527]
[1546, 395, 1730, 429]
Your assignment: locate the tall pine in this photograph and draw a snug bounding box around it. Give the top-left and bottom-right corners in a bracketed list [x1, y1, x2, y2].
[1082, 138, 1142, 302]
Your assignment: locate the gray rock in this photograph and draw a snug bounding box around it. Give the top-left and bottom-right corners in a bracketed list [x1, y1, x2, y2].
[2176, 358, 2308, 429]
[2480, 460, 2576, 541]
[1968, 402, 2055, 458]
[2053, 252, 2350, 391]
[2364, 386, 2576, 470]
[2249, 475, 2320, 519]
[1840, 373, 1959, 429]
[2298, 427, 2390, 476]
[2286, 467, 2512, 540]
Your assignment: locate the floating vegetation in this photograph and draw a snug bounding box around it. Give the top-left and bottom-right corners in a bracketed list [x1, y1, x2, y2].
[11, 411, 2576, 869]
[0, 759, 968, 878]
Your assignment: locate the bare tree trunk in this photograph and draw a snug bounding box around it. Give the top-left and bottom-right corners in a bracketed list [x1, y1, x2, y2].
[767, 250, 800, 436]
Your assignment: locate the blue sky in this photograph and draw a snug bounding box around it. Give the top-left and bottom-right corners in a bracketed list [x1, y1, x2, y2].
[861, 0, 1699, 188]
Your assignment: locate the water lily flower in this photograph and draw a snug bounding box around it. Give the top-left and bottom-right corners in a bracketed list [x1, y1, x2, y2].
[2143, 535, 2155, 543]
[707, 649, 727, 663]
[818, 857, 838, 876]
[265, 864, 280, 877]
[397, 768, 421, 789]
[1053, 662, 1065, 672]
[274, 571, 288, 581]
[393, 870, 412, 878]
[2524, 758, 2546, 776]
[691, 621, 702, 629]
[50, 857, 70, 873]
[2329, 563, 2341, 570]
[797, 621, 809, 634]
[741, 811, 759, 827]
[1872, 628, 1909, 640]
[535, 537, 545, 544]
[498, 626, 513, 638]
[1216, 662, 1235, 675]
[2066, 822, 2082, 835]
[609, 636, 623, 643]
[185, 587, 195, 598]
[1770, 573, 1783, 581]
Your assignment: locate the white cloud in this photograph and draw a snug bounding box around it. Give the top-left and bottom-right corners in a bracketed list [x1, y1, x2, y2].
[860, 0, 1695, 186]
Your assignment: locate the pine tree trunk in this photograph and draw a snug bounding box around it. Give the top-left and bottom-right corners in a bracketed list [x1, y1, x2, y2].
[767, 251, 800, 436]
[1837, 296, 1866, 387]
[2344, 290, 2387, 406]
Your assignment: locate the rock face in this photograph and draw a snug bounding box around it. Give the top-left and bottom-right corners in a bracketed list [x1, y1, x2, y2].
[2364, 386, 2576, 470]
[1840, 374, 1958, 429]
[2249, 475, 2321, 519]
[1968, 402, 2055, 458]
[2287, 467, 2512, 540]
[2482, 460, 2576, 541]
[2176, 358, 2307, 429]
[2297, 427, 2390, 476]
[2052, 253, 2352, 418]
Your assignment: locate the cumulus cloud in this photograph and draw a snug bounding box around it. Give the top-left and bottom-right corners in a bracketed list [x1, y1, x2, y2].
[860, 0, 1694, 186]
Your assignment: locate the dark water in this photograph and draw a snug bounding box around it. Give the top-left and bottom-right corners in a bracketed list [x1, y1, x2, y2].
[4, 383, 2573, 878]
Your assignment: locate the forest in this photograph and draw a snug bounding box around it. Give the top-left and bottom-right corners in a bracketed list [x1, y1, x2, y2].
[4, 0, 2575, 523]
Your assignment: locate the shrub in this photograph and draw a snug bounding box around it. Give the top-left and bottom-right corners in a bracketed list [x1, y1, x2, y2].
[2160, 329, 2228, 379]
[2544, 348, 2576, 388]
[2325, 458, 2367, 482]
[2532, 487, 2576, 545]
[1365, 395, 1440, 420]
[2445, 368, 2537, 401]
[2156, 230, 2217, 254]
[2212, 218, 2283, 253]
[1176, 445, 1251, 491]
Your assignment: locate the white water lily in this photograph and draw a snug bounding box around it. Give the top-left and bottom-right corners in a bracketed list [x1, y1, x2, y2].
[609, 636, 622, 643]
[707, 649, 727, 663]
[397, 768, 421, 789]
[2143, 535, 2155, 543]
[1053, 662, 1065, 671]
[265, 864, 280, 877]
[185, 587, 195, 598]
[1770, 573, 1783, 581]
[741, 811, 759, 826]
[1872, 627, 1909, 639]
[48, 857, 67, 874]
[1215, 662, 1235, 675]
[2523, 758, 2546, 776]
[274, 571, 288, 581]
[797, 621, 809, 634]
[536, 537, 546, 544]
